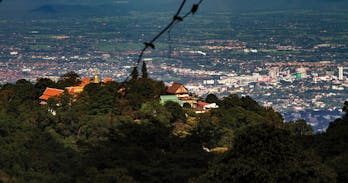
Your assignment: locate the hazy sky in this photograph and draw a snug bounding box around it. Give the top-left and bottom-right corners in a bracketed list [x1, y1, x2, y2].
[0, 0, 347, 17]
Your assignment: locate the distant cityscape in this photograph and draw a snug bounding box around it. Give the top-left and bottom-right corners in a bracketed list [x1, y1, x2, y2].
[1, 11, 348, 131]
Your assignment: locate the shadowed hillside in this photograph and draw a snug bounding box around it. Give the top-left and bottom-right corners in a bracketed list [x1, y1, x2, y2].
[0, 74, 347, 182]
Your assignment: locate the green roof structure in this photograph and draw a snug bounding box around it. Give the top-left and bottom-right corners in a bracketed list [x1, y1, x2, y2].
[160, 95, 185, 106]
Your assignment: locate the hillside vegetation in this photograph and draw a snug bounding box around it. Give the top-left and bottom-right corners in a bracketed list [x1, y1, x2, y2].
[0, 73, 347, 182]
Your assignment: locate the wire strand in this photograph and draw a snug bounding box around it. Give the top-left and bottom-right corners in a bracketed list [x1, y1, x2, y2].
[125, 0, 204, 82]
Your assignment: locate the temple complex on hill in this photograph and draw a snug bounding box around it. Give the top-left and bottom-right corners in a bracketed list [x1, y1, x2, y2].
[39, 73, 113, 105]
[39, 77, 218, 114]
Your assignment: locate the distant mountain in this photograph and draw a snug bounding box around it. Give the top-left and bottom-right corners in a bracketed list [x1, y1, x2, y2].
[31, 5, 59, 14]
[30, 4, 124, 16]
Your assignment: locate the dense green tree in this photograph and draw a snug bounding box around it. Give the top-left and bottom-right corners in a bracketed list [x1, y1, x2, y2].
[59, 90, 73, 112]
[125, 92, 143, 110]
[79, 120, 211, 183]
[0, 112, 78, 182]
[183, 102, 191, 108]
[164, 101, 186, 123]
[0, 84, 16, 113]
[76, 168, 136, 183]
[14, 79, 39, 102]
[205, 93, 219, 104]
[285, 119, 314, 136]
[76, 83, 120, 115]
[240, 95, 261, 112]
[194, 113, 222, 147]
[217, 107, 266, 129]
[320, 117, 348, 158]
[259, 107, 284, 126]
[197, 124, 336, 183]
[0, 80, 40, 116]
[47, 97, 59, 112]
[221, 94, 242, 109]
[139, 101, 171, 125]
[125, 78, 166, 110]
[35, 78, 57, 93]
[313, 113, 348, 182]
[57, 71, 81, 88]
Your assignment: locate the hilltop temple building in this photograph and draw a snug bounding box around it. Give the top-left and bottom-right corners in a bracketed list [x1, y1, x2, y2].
[39, 73, 113, 105]
[161, 82, 219, 113]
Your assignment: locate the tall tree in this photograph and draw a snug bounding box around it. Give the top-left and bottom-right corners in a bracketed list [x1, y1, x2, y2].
[130, 67, 138, 81]
[141, 61, 148, 79]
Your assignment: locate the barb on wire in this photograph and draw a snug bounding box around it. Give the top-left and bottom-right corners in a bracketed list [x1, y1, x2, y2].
[125, 0, 204, 82]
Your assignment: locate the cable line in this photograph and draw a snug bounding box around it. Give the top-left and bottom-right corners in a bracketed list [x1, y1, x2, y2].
[125, 0, 204, 82]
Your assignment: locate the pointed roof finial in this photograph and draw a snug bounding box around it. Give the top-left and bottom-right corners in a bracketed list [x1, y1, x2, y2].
[93, 68, 100, 83]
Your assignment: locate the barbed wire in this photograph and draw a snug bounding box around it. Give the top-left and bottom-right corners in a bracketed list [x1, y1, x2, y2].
[125, 0, 204, 82]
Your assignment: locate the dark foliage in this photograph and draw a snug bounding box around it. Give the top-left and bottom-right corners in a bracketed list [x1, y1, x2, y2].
[0, 75, 347, 182]
[205, 93, 219, 104]
[164, 101, 186, 123]
[57, 71, 81, 88]
[197, 124, 336, 183]
[130, 67, 139, 81]
[141, 62, 148, 79]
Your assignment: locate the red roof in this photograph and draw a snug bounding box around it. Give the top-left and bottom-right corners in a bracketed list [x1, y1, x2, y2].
[39, 88, 64, 101]
[166, 82, 188, 94]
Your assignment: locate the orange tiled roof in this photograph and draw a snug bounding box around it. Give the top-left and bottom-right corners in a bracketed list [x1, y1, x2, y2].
[103, 77, 113, 83]
[80, 77, 91, 87]
[65, 86, 85, 95]
[166, 82, 188, 94]
[39, 87, 64, 101]
[66, 87, 75, 95]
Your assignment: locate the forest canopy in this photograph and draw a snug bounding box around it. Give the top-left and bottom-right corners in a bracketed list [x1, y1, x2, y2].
[0, 73, 347, 182]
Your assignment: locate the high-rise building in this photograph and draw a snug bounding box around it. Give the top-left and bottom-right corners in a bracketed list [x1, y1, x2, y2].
[338, 66, 344, 80]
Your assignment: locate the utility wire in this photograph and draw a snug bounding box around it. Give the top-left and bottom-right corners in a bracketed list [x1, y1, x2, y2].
[125, 0, 204, 82]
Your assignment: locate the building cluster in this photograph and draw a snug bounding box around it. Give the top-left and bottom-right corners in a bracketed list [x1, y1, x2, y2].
[161, 82, 219, 114]
[38, 75, 219, 115]
[39, 74, 112, 105]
